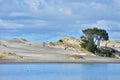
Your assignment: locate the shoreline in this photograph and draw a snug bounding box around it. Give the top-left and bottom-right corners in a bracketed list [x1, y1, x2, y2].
[0, 59, 120, 63]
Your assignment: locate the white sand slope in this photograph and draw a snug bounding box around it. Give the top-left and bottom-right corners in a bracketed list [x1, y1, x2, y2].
[0, 38, 120, 62]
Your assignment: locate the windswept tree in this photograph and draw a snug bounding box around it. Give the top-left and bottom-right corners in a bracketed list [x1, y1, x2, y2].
[80, 27, 109, 53]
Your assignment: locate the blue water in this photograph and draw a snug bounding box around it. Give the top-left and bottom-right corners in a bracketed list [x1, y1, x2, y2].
[0, 63, 120, 80]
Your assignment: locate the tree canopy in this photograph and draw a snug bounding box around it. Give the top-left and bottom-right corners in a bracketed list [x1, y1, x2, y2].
[80, 27, 109, 53]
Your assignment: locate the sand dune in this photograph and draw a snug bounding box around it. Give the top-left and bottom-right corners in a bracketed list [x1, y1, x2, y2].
[0, 37, 120, 62]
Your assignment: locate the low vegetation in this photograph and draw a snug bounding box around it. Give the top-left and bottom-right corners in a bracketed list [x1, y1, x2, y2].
[68, 55, 83, 59]
[21, 38, 27, 41]
[1, 51, 23, 59]
[19, 56, 23, 58]
[59, 39, 63, 43]
[2, 51, 16, 56]
[0, 55, 5, 59]
[49, 42, 56, 46]
[80, 27, 115, 58]
[95, 49, 115, 58]
[2, 44, 7, 47]
[0, 42, 7, 47]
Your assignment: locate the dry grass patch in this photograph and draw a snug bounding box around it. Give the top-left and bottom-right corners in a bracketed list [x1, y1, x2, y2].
[49, 42, 56, 46]
[0, 55, 5, 59]
[2, 51, 16, 56]
[1, 51, 23, 59]
[8, 52, 16, 56]
[19, 56, 23, 58]
[68, 55, 83, 59]
[2, 44, 7, 47]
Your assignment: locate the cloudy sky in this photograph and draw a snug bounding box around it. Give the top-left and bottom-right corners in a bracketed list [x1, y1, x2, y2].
[0, 0, 120, 42]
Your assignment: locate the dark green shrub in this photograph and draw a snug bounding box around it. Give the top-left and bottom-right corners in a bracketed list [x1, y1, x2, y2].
[81, 40, 97, 53]
[49, 42, 55, 46]
[111, 49, 116, 53]
[21, 38, 27, 41]
[81, 42, 87, 48]
[86, 41, 97, 53]
[59, 39, 63, 43]
[98, 49, 115, 57]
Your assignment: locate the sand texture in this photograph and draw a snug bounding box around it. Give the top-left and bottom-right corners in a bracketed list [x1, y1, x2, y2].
[0, 37, 120, 63]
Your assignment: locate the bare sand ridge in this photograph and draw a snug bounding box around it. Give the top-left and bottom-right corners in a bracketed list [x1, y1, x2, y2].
[0, 37, 120, 63]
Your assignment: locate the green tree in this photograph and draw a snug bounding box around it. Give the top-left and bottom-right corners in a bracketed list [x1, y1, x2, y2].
[86, 40, 97, 53]
[80, 27, 109, 53]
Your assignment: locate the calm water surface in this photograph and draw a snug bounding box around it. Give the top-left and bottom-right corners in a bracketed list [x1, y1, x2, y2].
[0, 63, 120, 80]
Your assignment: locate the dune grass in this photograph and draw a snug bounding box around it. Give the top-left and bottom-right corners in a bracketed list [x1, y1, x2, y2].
[19, 56, 23, 58]
[68, 55, 83, 59]
[2, 51, 16, 56]
[0, 55, 5, 59]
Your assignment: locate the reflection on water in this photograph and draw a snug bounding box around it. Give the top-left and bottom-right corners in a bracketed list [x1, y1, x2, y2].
[0, 63, 120, 80]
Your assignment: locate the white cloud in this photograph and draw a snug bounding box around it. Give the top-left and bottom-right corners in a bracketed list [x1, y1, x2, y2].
[73, 20, 120, 31]
[30, 20, 50, 27]
[21, 0, 73, 17]
[16, 19, 50, 28]
[57, 7, 72, 16]
[92, 20, 120, 30]
[0, 19, 24, 29]
[72, 20, 120, 40]
[23, 0, 41, 12]
[71, 20, 120, 33]
[9, 12, 27, 17]
[0, 0, 119, 20]
[1, 0, 115, 21]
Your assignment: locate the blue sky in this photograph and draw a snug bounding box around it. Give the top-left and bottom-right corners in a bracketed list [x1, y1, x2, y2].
[0, 0, 120, 42]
